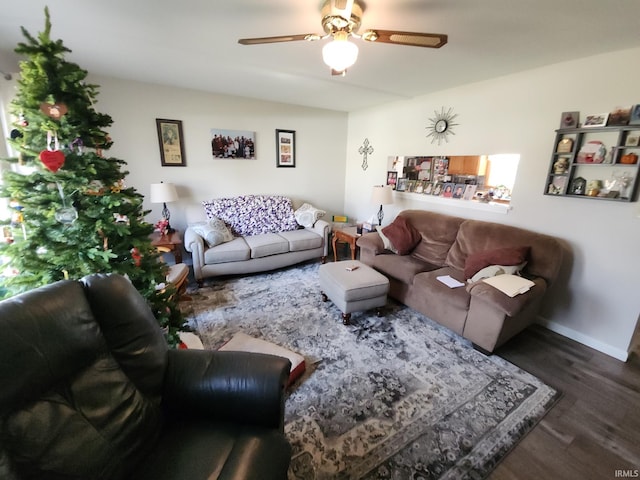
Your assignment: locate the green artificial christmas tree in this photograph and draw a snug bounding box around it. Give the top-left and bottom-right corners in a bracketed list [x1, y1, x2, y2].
[0, 8, 185, 345]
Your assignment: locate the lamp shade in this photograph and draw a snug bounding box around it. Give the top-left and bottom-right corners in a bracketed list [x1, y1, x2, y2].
[150, 182, 178, 203]
[322, 32, 358, 72]
[371, 185, 393, 205]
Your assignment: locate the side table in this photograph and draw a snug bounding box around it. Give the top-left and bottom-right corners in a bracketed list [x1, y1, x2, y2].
[150, 231, 183, 264]
[332, 226, 360, 263]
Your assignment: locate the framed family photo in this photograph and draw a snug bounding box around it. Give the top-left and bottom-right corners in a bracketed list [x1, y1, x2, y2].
[276, 129, 296, 167]
[156, 119, 186, 166]
[211, 128, 256, 159]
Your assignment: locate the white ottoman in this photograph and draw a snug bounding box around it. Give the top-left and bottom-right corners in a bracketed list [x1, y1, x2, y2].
[319, 260, 389, 325]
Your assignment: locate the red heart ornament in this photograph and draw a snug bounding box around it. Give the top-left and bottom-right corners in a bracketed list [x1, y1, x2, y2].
[39, 150, 65, 172]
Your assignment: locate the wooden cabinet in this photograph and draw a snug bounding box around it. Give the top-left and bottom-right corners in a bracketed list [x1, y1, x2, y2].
[448, 156, 486, 176]
[545, 126, 640, 202]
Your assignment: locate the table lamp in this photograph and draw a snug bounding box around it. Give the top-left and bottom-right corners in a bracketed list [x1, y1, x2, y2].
[150, 182, 178, 233]
[371, 185, 393, 226]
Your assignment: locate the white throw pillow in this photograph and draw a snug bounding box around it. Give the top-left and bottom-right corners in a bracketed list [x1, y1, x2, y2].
[190, 216, 234, 247]
[295, 203, 326, 228]
[467, 262, 527, 283]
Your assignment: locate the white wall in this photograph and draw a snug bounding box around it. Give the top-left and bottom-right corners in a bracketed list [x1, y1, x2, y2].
[92, 76, 348, 233]
[344, 46, 640, 361]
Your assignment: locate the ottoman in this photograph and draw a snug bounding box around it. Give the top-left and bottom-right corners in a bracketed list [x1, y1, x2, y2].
[319, 260, 389, 325]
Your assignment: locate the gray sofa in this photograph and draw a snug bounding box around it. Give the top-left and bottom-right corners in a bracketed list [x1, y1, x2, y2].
[357, 209, 564, 353]
[185, 202, 329, 285]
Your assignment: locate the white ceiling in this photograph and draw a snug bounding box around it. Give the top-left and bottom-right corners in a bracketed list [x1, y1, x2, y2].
[1, 0, 640, 112]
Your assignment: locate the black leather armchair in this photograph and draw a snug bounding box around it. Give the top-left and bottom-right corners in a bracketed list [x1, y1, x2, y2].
[0, 274, 292, 480]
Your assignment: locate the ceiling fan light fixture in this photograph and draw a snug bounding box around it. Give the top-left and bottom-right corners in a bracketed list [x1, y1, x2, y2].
[322, 31, 358, 72]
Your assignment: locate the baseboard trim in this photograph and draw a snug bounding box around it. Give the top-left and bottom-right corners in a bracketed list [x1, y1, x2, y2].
[536, 318, 629, 362]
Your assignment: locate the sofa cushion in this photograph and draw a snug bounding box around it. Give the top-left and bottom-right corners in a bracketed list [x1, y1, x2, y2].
[244, 233, 290, 259]
[400, 210, 465, 266]
[446, 219, 562, 284]
[204, 237, 251, 264]
[373, 254, 437, 285]
[463, 246, 530, 279]
[202, 195, 299, 236]
[190, 217, 234, 247]
[278, 229, 322, 252]
[294, 203, 326, 228]
[381, 215, 421, 255]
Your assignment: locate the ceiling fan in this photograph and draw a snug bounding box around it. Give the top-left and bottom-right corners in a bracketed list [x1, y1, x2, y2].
[238, 0, 447, 76]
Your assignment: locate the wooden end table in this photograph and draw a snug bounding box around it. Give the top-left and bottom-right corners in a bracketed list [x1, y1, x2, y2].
[332, 226, 361, 263]
[150, 231, 183, 264]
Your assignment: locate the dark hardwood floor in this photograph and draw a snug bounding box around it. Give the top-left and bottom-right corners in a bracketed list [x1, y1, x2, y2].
[491, 324, 640, 480]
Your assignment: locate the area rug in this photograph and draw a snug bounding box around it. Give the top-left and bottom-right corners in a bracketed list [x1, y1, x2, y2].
[183, 262, 559, 480]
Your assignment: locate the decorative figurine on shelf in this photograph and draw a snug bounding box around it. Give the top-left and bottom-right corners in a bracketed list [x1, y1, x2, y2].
[587, 180, 602, 197]
[553, 157, 569, 174]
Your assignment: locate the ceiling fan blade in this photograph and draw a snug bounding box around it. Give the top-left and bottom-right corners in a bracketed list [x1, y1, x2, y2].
[238, 34, 319, 45]
[361, 29, 447, 48]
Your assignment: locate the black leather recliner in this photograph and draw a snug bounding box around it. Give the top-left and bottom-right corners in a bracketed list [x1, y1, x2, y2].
[0, 273, 292, 479]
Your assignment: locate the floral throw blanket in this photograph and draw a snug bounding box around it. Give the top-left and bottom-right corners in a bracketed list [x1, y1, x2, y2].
[202, 195, 299, 236]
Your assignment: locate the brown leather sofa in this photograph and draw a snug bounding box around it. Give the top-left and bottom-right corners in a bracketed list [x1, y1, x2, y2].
[357, 209, 563, 353]
[0, 274, 292, 480]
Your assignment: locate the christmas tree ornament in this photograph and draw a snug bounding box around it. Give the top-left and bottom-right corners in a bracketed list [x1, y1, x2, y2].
[40, 102, 68, 119]
[39, 131, 65, 172]
[131, 247, 142, 267]
[10, 129, 23, 139]
[70, 137, 84, 154]
[85, 180, 105, 195]
[18, 113, 28, 127]
[54, 183, 78, 225]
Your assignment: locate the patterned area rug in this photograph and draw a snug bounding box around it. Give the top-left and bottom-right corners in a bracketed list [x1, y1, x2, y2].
[184, 262, 559, 480]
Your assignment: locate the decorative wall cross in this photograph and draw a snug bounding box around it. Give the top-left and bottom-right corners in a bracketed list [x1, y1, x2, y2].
[358, 138, 374, 171]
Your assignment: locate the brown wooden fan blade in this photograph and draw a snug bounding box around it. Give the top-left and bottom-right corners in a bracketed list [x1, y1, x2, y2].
[238, 34, 318, 45]
[361, 30, 447, 48]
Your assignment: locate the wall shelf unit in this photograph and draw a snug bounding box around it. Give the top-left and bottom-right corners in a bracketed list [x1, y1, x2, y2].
[545, 125, 640, 202]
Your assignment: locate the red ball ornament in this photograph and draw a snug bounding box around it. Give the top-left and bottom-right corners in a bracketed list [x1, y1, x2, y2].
[39, 150, 65, 172]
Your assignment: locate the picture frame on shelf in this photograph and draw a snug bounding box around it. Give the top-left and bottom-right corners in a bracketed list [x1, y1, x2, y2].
[432, 182, 443, 196]
[624, 134, 640, 147]
[463, 184, 477, 200]
[275, 129, 295, 167]
[629, 104, 640, 126]
[211, 128, 256, 159]
[396, 178, 408, 192]
[442, 183, 455, 198]
[156, 119, 186, 166]
[583, 113, 608, 128]
[560, 111, 579, 128]
[452, 184, 465, 199]
[423, 182, 433, 195]
[607, 106, 631, 126]
[386, 170, 398, 189]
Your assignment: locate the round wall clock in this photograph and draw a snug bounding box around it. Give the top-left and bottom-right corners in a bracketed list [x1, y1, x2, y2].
[427, 107, 459, 145]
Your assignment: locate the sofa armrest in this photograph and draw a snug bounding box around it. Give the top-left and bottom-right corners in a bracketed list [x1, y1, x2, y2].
[309, 219, 330, 257]
[184, 227, 205, 281]
[466, 277, 547, 317]
[163, 349, 291, 431]
[357, 231, 385, 255]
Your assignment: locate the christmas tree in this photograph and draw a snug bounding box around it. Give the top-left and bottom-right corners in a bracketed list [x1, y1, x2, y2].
[0, 8, 185, 345]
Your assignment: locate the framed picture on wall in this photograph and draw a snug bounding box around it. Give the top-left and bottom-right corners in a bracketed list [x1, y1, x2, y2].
[211, 128, 256, 159]
[156, 119, 186, 166]
[276, 129, 296, 167]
